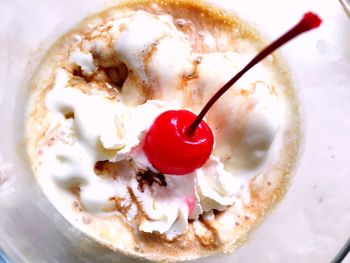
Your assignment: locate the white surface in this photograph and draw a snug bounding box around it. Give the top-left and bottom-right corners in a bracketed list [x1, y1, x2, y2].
[0, 0, 349, 262]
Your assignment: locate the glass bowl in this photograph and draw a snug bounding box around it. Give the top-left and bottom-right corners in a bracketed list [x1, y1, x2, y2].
[0, 0, 349, 262]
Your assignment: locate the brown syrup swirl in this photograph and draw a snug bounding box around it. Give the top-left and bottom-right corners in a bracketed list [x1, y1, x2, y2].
[136, 168, 167, 192]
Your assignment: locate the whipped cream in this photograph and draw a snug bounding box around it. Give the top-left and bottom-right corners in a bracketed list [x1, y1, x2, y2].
[195, 52, 282, 175]
[96, 11, 194, 105]
[69, 51, 96, 74]
[40, 11, 282, 239]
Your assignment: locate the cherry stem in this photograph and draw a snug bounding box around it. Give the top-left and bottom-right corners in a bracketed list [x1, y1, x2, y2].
[187, 12, 322, 136]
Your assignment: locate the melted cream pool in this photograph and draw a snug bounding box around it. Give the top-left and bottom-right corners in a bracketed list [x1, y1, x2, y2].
[25, 0, 301, 261]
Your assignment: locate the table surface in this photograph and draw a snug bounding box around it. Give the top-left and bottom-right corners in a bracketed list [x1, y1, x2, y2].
[0, 0, 349, 262]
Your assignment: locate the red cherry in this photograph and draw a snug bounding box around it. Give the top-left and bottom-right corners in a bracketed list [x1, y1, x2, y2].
[143, 12, 321, 177]
[144, 110, 214, 175]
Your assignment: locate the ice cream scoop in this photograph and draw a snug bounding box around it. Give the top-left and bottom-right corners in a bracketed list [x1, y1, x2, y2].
[144, 12, 321, 175]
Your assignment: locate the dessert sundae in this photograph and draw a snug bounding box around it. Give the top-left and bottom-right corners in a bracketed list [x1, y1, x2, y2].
[25, 0, 320, 261]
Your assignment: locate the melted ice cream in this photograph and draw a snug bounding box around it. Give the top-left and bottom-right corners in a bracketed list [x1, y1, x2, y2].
[40, 11, 282, 239]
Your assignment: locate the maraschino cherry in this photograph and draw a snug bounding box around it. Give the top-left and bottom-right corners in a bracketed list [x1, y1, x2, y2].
[144, 110, 213, 175]
[144, 12, 322, 175]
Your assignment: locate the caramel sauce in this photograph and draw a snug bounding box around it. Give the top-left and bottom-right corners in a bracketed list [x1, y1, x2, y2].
[136, 168, 167, 192]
